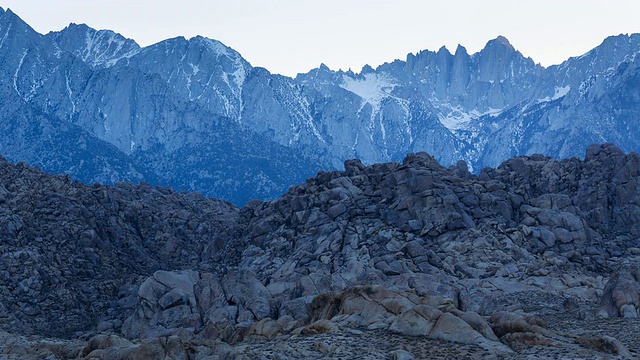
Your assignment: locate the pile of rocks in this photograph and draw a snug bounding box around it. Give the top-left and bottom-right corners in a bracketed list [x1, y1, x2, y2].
[0, 157, 238, 336]
[2, 144, 640, 358]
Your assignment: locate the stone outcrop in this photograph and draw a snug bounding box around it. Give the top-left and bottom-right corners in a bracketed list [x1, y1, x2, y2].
[121, 269, 274, 343]
[2, 144, 640, 358]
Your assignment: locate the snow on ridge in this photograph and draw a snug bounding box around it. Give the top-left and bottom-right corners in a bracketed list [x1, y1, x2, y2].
[340, 73, 397, 149]
[553, 86, 571, 99]
[199, 37, 248, 93]
[102, 49, 140, 67]
[199, 37, 231, 57]
[340, 73, 416, 151]
[230, 57, 247, 89]
[81, 28, 139, 67]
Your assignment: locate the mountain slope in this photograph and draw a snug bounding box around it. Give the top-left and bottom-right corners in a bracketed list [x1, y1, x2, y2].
[0, 8, 326, 205]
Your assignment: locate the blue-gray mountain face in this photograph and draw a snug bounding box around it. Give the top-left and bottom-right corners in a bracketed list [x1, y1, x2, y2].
[1, 7, 639, 204]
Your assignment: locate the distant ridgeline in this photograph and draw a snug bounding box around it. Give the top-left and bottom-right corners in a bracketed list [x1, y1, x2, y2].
[1, 6, 640, 204]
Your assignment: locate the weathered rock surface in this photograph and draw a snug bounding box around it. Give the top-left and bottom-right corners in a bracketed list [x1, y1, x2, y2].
[121, 268, 274, 343]
[2, 143, 640, 358]
[0, 156, 238, 336]
[598, 262, 640, 319]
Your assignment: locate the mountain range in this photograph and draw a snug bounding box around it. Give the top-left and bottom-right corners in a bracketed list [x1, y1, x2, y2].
[1, 7, 640, 204]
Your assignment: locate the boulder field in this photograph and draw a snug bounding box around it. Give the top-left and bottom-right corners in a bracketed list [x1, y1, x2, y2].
[1, 143, 640, 359]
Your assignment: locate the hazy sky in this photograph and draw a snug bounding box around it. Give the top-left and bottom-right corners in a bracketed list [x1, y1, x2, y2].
[2, 0, 639, 76]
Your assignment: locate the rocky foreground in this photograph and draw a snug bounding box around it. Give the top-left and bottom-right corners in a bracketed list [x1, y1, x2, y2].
[1, 143, 640, 359]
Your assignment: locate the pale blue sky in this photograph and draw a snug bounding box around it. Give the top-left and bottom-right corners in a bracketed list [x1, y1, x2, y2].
[2, 0, 639, 76]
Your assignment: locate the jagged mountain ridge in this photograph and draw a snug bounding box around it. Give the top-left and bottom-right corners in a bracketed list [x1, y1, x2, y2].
[1, 7, 640, 204]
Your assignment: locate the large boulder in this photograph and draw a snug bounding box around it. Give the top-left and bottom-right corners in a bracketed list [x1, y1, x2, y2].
[221, 269, 274, 321]
[388, 304, 442, 336]
[122, 270, 203, 339]
[83, 335, 188, 360]
[122, 269, 273, 342]
[598, 263, 640, 318]
[429, 312, 513, 355]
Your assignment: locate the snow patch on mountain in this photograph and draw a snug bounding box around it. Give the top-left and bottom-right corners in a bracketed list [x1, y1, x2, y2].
[65, 74, 76, 114]
[195, 37, 249, 119]
[83, 30, 139, 67]
[537, 86, 571, 103]
[340, 73, 397, 111]
[199, 37, 231, 57]
[437, 104, 503, 131]
[0, 21, 11, 49]
[13, 49, 27, 96]
[202, 37, 248, 83]
[298, 94, 326, 144]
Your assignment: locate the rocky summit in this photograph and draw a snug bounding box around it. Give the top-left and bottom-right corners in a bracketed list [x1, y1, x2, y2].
[0, 143, 639, 359]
